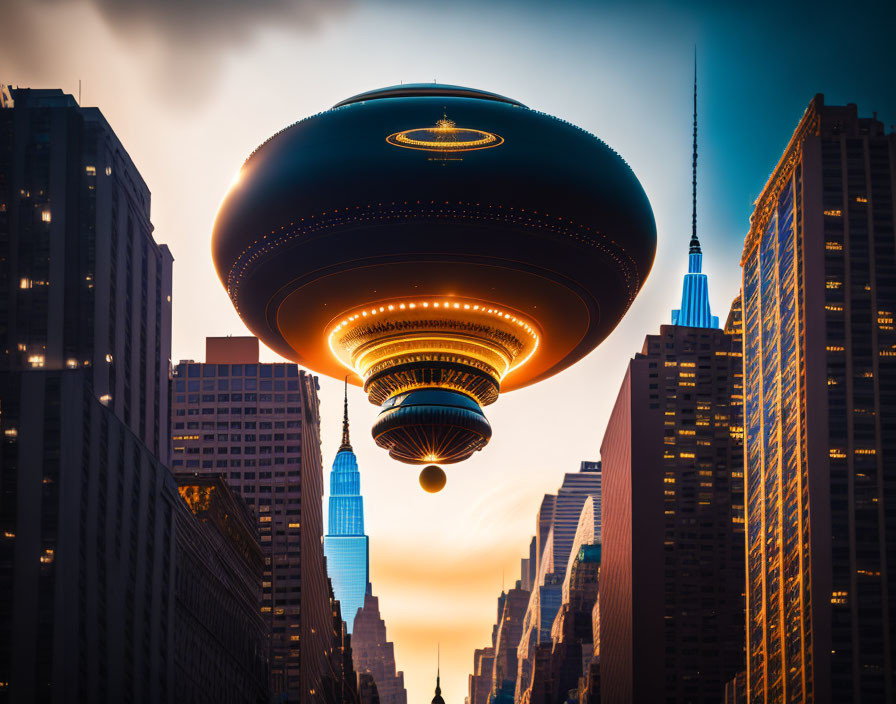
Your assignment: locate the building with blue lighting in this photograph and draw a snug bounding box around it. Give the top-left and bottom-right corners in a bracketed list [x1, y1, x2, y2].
[324, 385, 370, 633]
[671, 232, 719, 329]
[671, 61, 719, 330]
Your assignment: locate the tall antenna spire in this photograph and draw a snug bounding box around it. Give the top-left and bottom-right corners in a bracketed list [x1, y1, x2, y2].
[690, 46, 701, 255]
[339, 376, 352, 451]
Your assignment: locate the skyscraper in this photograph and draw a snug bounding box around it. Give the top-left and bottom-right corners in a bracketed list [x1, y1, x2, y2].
[467, 646, 496, 704]
[170, 336, 334, 703]
[516, 463, 601, 701]
[599, 293, 745, 703]
[0, 370, 178, 703]
[324, 383, 370, 633]
[0, 88, 173, 459]
[599, 72, 746, 702]
[0, 88, 175, 703]
[351, 591, 408, 704]
[672, 59, 718, 330]
[741, 96, 896, 702]
[173, 474, 270, 703]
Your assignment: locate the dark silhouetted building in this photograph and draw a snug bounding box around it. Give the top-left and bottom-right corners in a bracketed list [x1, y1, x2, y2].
[323, 592, 359, 703]
[0, 88, 175, 703]
[358, 673, 380, 704]
[173, 474, 269, 704]
[351, 591, 407, 704]
[0, 88, 173, 459]
[170, 336, 335, 703]
[0, 371, 177, 702]
[598, 289, 746, 703]
[741, 96, 896, 703]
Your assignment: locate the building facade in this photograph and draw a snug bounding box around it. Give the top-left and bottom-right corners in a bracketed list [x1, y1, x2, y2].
[467, 647, 495, 704]
[324, 386, 369, 633]
[170, 336, 335, 703]
[173, 474, 270, 704]
[742, 96, 896, 702]
[599, 292, 746, 703]
[351, 591, 407, 704]
[0, 88, 173, 460]
[0, 88, 175, 703]
[0, 371, 177, 703]
[515, 463, 601, 702]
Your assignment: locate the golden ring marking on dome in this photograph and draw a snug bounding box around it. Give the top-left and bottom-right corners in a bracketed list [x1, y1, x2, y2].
[386, 116, 503, 152]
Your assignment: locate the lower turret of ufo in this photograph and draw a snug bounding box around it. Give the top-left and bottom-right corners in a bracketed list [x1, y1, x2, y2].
[212, 84, 656, 465]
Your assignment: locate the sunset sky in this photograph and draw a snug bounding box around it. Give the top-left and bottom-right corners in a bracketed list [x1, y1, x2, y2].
[3, 0, 894, 699]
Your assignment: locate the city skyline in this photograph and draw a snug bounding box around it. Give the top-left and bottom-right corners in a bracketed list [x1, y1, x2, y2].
[2, 2, 895, 701]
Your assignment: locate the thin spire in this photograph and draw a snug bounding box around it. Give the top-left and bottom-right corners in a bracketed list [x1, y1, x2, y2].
[339, 376, 352, 451]
[435, 643, 441, 694]
[690, 46, 701, 255]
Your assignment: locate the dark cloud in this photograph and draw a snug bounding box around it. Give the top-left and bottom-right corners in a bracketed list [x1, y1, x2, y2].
[88, 0, 351, 39]
[0, 0, 353, 103]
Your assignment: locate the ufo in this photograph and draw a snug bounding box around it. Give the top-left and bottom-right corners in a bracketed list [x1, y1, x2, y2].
[212, 83, 656, 466]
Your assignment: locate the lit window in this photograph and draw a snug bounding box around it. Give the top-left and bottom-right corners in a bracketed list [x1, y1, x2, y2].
[105, 166, 112, 176]
[19, 278, 31, 289]
[27, 355, 44, 368]
[66, 359, 78, 369]
[4, 429, 18, 438]
[823, 209, 842, 217]
[85, 165, 96, 175]
[855, 196, 868, 204]
[40, 210, 51, 223]
[99, 394, 112, 405]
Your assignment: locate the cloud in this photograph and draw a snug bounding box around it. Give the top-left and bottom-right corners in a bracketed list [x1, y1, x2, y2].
[0, 0, 353, 103]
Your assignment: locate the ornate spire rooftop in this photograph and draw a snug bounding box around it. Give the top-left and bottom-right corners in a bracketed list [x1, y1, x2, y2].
[431, 667, 444, 704]
[672, 50, 719, 330]
[339, 376, 352, 452]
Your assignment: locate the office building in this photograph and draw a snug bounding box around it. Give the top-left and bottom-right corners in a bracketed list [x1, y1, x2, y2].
[0, 88, 175, 703]
[324, 385, 369, 633]
[467, 647, 495, 704]
[742, 96, 896, 702]
[523, 498, 602, 704]
[0, 371, 177, 703]
[598, 289, 745, 702]
[351, 591, 407, 704]
[170, 336, 334, 703]
[598, 71, 746, 701]
[517, 462, 601, 698]
[173, 474, 269, 704]
[0, 88, 173, 460]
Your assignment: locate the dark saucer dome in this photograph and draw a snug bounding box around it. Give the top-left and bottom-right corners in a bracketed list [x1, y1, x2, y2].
[212, 82, 657, 393]
[372, 389, 491, 464]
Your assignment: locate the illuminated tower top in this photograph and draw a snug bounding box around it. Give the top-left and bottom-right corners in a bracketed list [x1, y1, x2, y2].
[328, 380, 365, 536]
[671, 54, 719, 330]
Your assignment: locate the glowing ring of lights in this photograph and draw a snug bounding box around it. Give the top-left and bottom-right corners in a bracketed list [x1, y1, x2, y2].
[326, 297, 540, 388]
[386, 127, 503, 152]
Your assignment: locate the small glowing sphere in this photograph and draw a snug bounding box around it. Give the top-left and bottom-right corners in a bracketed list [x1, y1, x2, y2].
[419, 465, 447, 493]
